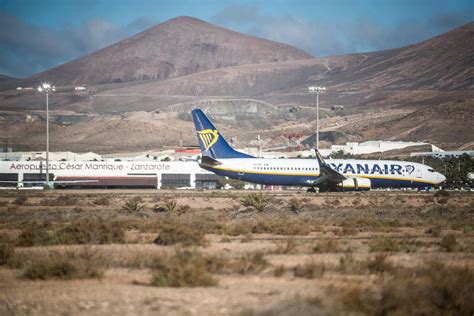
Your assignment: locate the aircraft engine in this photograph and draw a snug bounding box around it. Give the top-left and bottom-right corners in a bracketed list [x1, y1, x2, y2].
[337, 177, 371, 191]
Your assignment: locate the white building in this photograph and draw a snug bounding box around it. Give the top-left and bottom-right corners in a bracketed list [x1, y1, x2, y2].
[330, 141, 443, 156]
[0, 160, 219, 189]
[410, 151, 474, 158]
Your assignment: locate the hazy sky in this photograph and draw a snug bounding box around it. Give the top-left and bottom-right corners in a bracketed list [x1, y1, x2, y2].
[1, 0, 472, 78]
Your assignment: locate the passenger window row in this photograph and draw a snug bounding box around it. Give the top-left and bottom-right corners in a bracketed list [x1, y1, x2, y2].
[255, 167, 317, 171]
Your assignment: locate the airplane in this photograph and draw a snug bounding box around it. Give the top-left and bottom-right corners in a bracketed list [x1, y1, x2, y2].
[191, 109, 446, 192]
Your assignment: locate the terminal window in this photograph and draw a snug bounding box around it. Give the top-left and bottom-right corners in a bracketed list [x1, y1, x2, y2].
[196, 174, 220, 189]
[161, 174, 191, 188]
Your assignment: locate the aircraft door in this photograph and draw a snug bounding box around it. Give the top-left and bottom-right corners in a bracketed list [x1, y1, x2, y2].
[416, 167, 422, 178]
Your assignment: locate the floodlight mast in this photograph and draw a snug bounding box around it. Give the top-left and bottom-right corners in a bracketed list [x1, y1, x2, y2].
[37, 83, 55, 188]
[308, 86, 326, 150]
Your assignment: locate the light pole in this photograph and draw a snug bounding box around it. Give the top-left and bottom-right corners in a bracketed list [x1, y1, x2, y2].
[37, 83, 55, 188]
[308, 86, 326, 150]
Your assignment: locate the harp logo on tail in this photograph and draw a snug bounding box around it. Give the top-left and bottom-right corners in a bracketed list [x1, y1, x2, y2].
[198, 129, 219, 150]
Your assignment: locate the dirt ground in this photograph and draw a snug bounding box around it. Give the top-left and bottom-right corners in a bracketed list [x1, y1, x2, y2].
[0, 189, 473, 315]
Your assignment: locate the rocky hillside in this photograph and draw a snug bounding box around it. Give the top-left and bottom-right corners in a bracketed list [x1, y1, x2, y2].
[0, 74, 14, 82]
[21, 16, 312, 86]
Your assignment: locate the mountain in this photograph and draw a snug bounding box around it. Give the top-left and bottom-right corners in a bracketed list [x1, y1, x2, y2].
[0, 74, 14, 82]
[1, 20, 473, 152]
[320, 21, 474, 92]
[24, 16, 312, 86]
[88, 22, 473, 113]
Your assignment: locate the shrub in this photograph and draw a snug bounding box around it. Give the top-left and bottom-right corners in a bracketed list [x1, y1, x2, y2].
[337, 261, 474, 315]
[0, 243, 14, 266]
[154, 222, 205, 246]
[294, 261, 325, 279]
[58, 218, 125, 245]
[16, 219, 125, 246]
[288, 197, 304, 213]
[434, 190, 450, 198]
[274, 265, 286, 277]
[274, 238, 297, 254]
[122, 199, 144, 212]
[150, 249, 217, 287]
[425, 225, 442, 237]
[366, 254, 393, 274]
[436, 197, 449, 204]
[369, 238, 400, 252]
[16, 223, 59, 247]
[234, 252, 268, 274]
[93, 196, 110, 205]
[240, 233, 253, 243]
[312, 239, 340, 253]
[337, 254, 365, 275]
[240, 193, 268, 212]
[163, 199, 178, 213]
[22, 250, 103, 280]
[40, 195, 79, 206]
[13, 196, 28, 205]
[439, 234, 460, 252]
[230, 219, 310, 236]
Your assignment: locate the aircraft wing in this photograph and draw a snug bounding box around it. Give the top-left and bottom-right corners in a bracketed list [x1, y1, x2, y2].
[313, 150, 346, 185]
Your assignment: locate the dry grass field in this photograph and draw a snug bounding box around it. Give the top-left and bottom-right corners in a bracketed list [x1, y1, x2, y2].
[0, 189, 473, 315]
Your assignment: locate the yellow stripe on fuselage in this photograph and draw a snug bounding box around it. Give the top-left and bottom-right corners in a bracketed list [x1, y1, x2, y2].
[209, 165, 320, 177]
[347, 173, 437, 185]
[206, 165, 436, 185]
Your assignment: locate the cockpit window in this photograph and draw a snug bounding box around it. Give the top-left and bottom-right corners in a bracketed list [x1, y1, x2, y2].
[428, 168, 435, 172]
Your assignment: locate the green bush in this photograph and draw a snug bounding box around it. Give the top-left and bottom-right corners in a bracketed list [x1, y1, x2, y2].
[240, 193, 268, 212]
[163, 199, 178, 213]
[122, 199, 144, 212]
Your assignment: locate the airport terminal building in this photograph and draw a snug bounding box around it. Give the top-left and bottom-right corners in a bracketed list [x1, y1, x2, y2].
[0, 160, 220, 189]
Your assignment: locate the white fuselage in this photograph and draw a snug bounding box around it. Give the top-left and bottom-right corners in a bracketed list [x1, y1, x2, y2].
[202, 157, 445, 189]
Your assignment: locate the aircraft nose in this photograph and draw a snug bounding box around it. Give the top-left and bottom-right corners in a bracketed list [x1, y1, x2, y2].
[438, 173, 446, 183]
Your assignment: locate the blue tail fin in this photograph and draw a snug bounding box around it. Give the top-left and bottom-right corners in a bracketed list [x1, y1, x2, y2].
[191, 109, 253, 159]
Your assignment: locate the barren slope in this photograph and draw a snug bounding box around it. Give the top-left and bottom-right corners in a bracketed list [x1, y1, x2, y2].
[17, 16, 312, 87]
[0, 74, 14, 83]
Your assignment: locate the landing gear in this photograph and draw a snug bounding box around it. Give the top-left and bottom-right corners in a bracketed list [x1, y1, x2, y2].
[307, 187, 317, 193]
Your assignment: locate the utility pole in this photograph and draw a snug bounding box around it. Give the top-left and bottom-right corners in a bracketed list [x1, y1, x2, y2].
[308, 86, 326, 150]
[37, 83, 55, 188]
